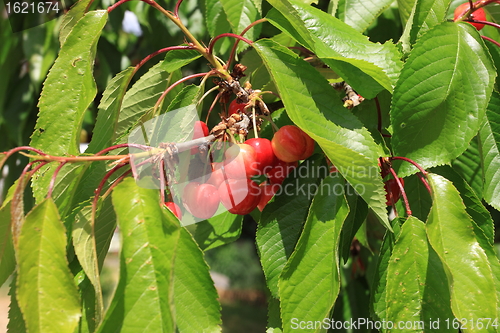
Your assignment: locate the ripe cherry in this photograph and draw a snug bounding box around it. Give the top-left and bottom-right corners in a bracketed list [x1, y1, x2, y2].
[271, 125, 314, 162]
[164, 201, 182, 219]
[223, 143, 259, 179]
[454, 2, 487, 30]
[206, 163, 226, 188]
[267, 159, 298, 185]
[257, 182, 279, 211]
[384, 178, 405, 206]
[228, 99, 246, 116]
[245, 138, 277, 174]
[190, 121, 210, 154]
[218, 178, 260, 215]
[182, 182, 220, 219]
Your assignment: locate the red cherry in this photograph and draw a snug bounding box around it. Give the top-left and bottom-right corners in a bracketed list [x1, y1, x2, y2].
[245, 138, 277, 174]
[257, 182, 279, 211]
[182, 182, 220, 219]
[271, 125, 315, 162]
[218, 178, 260, 215]
[267, 159, 298, 185]
[228, 99, 246, 116]
[384, 178, 405, 206]
[191, 121, 210, 154]
[164, 201, 182, 219]
[454, 2, 487, 30]
[223, 143, 259, 179]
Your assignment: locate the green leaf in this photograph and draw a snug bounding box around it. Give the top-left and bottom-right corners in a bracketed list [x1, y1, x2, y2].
[253, 38, 390, 229]
[452, 137, 483, 199]
[205, 0, 233, 53]
[87, 67, 135, 154]
[370, 223, 397, 321]
[340, 190, 368, 264]
[72, 197, 117, 323]
[432, 165, 494, 245]
[16, 198, 81, 333]
[479, 91, 500, 211]
[99, 178, 177, 333]
[336, 0, 395, 32]
[426, 173, 498, 324]
[8, 274, 26, 333]
[59, 0, 94, 45]
[194, 211, 243, 251]
[266, 0, 402, 97]
[160, 49, 202, 73]
[392, 22, 496, 177]
[256, 156, 326, 298]
[173, 228, 222, 332]
[0, 203, 15, 288]
[278, 176, 349, 333]
[385, 216, 454, 331]
[115, 63, 181, 141]
[32, 10, 108, 156]
[220, 0, 262, 49]
[402, 174, 432, 222]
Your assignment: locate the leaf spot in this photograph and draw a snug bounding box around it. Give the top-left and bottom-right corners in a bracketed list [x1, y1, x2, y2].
[72, 57, 82, 67]
[126, 258, 133, 264]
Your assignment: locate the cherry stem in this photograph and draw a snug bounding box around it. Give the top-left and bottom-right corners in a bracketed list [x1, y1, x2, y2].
[388, 168, 412, 216]
[133, 45, 194, 76]
[482, 36, 500, 48]
[92, 162, 130, 223]
[417, 172, 432, 196]
[102, 169, 133, 200]
[174, 0, 183, 17]
[0, 146, 47, 172]
[470, 19, 500, 29]
[153, 72, 211, 116]
[390, 156, 428, 176]
[47, 162, 67, 198]
[108, 0, 155, 13]
[208, 33, 254, 56]
[95, 143, 151, 156]
[159, 159, 166, 204]
[225, 18, 267, 70]
[205, 89, 223, 123]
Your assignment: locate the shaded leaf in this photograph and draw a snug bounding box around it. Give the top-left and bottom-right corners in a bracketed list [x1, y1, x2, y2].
[0, 202, 15, 288]
[279, 176, 349, 333]
[194, 211, 243, 251]
[220, 0, 262, 50]
[160, 49, 202, 73]
[59, 0, 93, 45]
[16, 198, 81, 333]
[479, 91, 500, 211]
[392, 22, 495, 177]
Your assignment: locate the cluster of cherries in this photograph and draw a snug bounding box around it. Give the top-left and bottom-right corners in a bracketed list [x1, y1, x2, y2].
[165, 103, 315, 220]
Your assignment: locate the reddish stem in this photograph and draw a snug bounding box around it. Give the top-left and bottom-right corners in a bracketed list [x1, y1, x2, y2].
[92, 163, 130, 222]
[225, 18, 267, 70]
[417, 172, 432, 196]
[47, 162, 67, 198]
[154, 72, 211, 112]
[174, 0, 183, 18]
[108, 0, 155, 13]
[159, 159, 166, 204]
[388, 168, 411, 216]
[482, 36, 500, 48]
[390, 156, 428, 176]
[102, 169, 133, 199]
[95, 143, 150, 156]
[208, 33, 254, 56]
[133, 45, 194, 75]
[206, 90, 223, 123]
